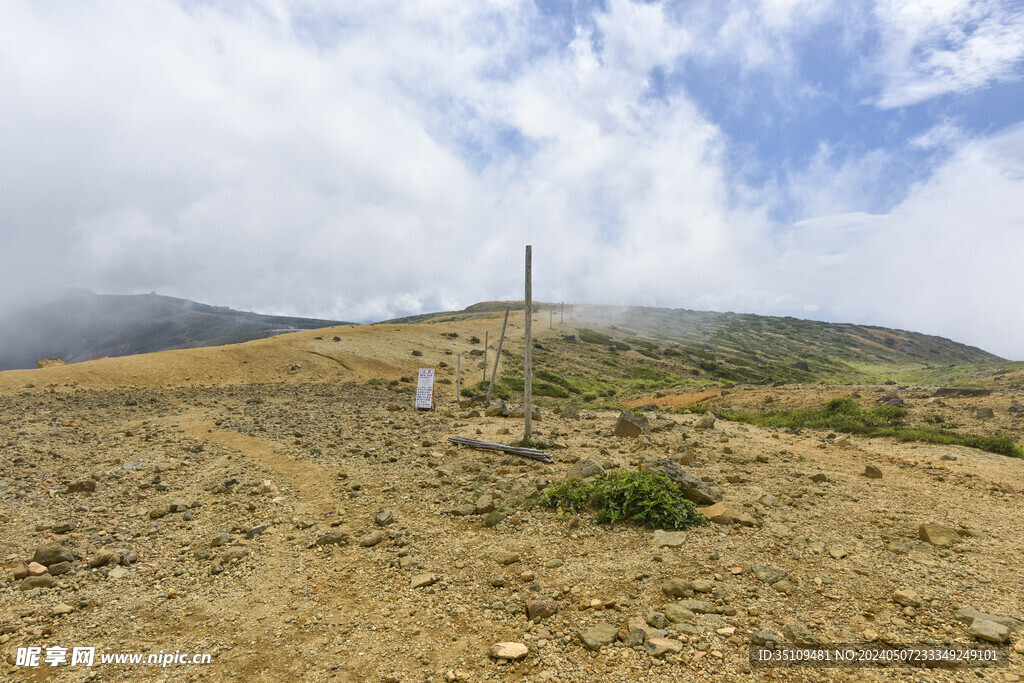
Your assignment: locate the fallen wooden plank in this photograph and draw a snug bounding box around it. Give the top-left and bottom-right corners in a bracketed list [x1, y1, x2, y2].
[447, 436, 553, 463]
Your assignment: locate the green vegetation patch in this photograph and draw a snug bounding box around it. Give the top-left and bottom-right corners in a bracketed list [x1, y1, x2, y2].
[713, 398, 1024, 458]
[538, 471, 707, 530]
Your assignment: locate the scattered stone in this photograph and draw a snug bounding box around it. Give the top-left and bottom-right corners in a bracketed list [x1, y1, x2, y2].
[27, 562, 47, 576]
[863, 465, 883, 479]
[646, 612, 667, 629]
[955, 609, 1024, 632]
[642, 458, 721, 505]
[485, 402, 508, 418]
[108, 567, 129, 580]
[623, 629, 647, 647]
[700, 501, 756, 526]
[48, 561, 72, 576]
[359, 531, 385, 547]
[169, 500, 189, 513]
[676, 599, 713, 614]
[751, 630, 783, 647]
[489, 642, 528, 661]
[614, 411, 648, 438]
[694, 413, 716, 429]
[245, 524, 269, 539]
[482, 512, 505, 528]
[918, 523, 960, 547]
[410, 573, 438, 589]
[969, 620, 1010, 643]
[1009, 403, 1024, 415]
[652, 530, 686, 548]
[661, 578, 693, 598]
[475, 495, 496, 515]
[566, 459, 604, 480]
[316, 531, 349, 546]
[20, 575, 56, 590]
[32, 546, 74, 567]
[892, 590, 922, 607]
[932, 387, 991, 398]
[579, 623, 618, 651]
[783, 623, 817, 645]
[255, 479, 277, 495]
[691, 579, 715, 593]
[664, 604, 695, 623]
[643, 638, 683, 658]
[526, 597, 558, 620]
[809, 473, 828, 483]
[67, 480, 97, 493]
[210, 533, 233, 548]
[833, 435, 851, 448]
[51, 603, 75, 616]
[497, 553, 520, 565]
[975, 407, 994, 419]
[753, 566, 788, 586]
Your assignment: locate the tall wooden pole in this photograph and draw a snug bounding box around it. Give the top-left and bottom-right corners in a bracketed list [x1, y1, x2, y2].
[524, 246, 533, 438]
[483, 331, 488, 383]
[456, 353, 461, 402]
[486, 309, 510, 402]
[560, 301, 564, 324]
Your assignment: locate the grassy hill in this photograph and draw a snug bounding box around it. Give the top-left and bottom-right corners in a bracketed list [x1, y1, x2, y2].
[395, 302, 1022, 403]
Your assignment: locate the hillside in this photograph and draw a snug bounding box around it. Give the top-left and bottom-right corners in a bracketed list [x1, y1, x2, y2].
[1, 310, 1022, 681]
[394, 303, 1020, 403]
[0, 292, 351, 371]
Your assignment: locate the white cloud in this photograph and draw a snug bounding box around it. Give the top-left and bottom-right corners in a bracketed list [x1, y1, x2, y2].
[0, 0, 1022, 360]
[872, 0, 1024, 108]
[774, 123, 1024, 358]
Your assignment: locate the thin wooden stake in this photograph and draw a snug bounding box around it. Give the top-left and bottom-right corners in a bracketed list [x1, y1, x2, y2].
[483, 331, 488, 383]
[486, 309, 510, 403]
[524, 245, 532, 438]
[456, 353, 461, 402]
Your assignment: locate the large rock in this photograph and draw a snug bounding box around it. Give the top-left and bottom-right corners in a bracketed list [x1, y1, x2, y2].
[661, 578, 693, 598]
[566, 459, 604, 480]
[643, 638, 683, 658]
[1009, 403, 1024, 415]
[614, 411, 648, 438]
[918, 523, 960, 547]
[975, 407, 994, 420]
[932, 387, 991, 398]
[969, 620, 1010, 643]
[642, 458, 721, 505]
[20, 575, 56, 590]
[694, 413, 716, 429]
[32, 546, 74, 567]
[485, 401, 509, 418]
[664, 603, 696, 623]
[578, 623, 618, 651]
[510, 405, 542, 421]
[955, 609, 1024, 633]
[699, 501, 757, 526]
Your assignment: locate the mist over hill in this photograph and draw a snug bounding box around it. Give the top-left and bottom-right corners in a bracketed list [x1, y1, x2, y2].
[0, 292, 350, 371]
[389, 302, 1014, 388]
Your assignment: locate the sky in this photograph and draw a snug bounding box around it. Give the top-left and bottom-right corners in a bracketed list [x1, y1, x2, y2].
[1, 0, 1023, 358]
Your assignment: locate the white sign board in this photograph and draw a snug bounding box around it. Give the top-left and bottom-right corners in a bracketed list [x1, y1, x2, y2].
[415, 368, 435, 409]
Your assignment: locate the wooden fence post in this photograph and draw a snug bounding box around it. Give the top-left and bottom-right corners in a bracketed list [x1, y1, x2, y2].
[486, 309, 510, 403]
[524, 246, 532, 438]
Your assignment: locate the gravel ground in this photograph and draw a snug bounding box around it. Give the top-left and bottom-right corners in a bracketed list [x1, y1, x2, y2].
[2, 372, 1023, 682]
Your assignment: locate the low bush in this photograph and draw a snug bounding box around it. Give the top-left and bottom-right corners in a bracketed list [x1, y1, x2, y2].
[538, 471, 706, 530]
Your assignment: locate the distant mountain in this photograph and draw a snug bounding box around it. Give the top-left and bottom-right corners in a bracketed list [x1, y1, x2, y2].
[0, 292, 351, 371]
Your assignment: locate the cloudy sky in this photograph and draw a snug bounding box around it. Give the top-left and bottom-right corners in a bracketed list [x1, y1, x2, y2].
[2, 0, 1023, 358]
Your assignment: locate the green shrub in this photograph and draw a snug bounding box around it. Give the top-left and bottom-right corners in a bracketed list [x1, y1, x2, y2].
[538, 471, 706, 530]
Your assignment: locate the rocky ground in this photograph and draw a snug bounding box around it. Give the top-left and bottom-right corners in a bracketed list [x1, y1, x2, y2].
[1, 321, 1023, 682]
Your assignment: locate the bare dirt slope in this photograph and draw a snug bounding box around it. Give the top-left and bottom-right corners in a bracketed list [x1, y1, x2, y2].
[1, 315, 1023, 682]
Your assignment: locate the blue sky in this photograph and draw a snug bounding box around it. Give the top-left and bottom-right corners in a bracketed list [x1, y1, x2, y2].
[2, 0, 1024, 357]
